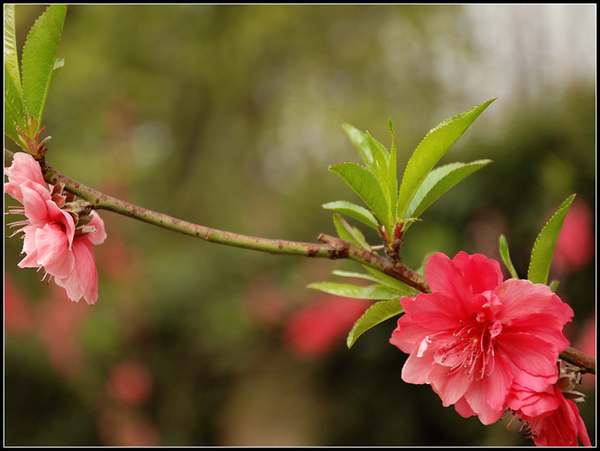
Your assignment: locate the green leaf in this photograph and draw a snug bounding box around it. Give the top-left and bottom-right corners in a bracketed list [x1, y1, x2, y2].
[499, 234, 520, 279]
[329, 162, 391, 228]
[387, 119, 398, 219]
[332, 270, 390, 285]
[342, 123, 398, 232]
[405, 159, 493, 221]
[330, 266, 418, 298]
[4, 65, 27, 144]
[528, 194, 576, 285]
[346, 299, 403, 348]
[21, 4, 67, 130]
[332, 213, 371, 250]
[342, 123, 390, 175]
[323, 200, 379, 231]
[4, 4, 27, 143]
[4, 4, 21, 97]
[397, 98, 496, 221]
[362, 266, 418, 297]
[307, 282, 403, 300]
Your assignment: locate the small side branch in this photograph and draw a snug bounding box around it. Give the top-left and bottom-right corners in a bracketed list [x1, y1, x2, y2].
[560, 347, 596, 375]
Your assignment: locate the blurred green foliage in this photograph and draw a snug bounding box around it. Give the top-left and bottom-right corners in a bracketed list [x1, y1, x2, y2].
[4, 4, 595, 446]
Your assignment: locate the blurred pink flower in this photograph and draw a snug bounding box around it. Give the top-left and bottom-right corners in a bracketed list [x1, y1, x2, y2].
[553, 199, 594, 274]
[390, 252, 574, 425]
[573, 316, 596, 390]
[284, 295, 371, 360]
[516, 382, 591, 446]
[4, 275, 34, 335]
[107, 360, 154, 406]
[5, 152, 106, 304]
[38, 283, 90, 378]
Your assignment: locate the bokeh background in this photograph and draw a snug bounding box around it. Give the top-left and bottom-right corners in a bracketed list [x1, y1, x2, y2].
[4, 4, 595, 446]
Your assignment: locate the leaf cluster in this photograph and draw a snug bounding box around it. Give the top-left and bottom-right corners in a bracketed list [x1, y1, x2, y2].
[4, 4, 66, 149]
[313, 98, 497, 346]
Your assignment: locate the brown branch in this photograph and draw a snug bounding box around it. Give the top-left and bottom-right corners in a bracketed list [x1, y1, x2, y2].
[560, 346, 596, 375]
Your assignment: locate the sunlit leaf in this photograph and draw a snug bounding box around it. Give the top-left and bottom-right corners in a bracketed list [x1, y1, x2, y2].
[528, 194, 576, 285]
[397, 98, 496, 221]
[4, 4, 21, 97]
[499, 234, 520, 279]
[21, 4, 67, 130]
[329, 162, 391, 228]
[342, 123, 390, 175]
[323, 200, 379, 231]
[405, 159, 493, 222]
[307, 281, 402, 300]
[347, 299, 403, 348]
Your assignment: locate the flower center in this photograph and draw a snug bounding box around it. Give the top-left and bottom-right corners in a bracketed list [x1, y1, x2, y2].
[438, 315, 502, 381]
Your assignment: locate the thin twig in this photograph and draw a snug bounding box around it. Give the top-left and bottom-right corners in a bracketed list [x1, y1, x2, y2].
[4, 148, 596, 375]
[5, 149, 430, 293]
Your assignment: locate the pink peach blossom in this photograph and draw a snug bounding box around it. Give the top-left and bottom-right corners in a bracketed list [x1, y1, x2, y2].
[390, 251, 574, 425]
[5, 152, 106, 304]
[516, 382, 591, 446]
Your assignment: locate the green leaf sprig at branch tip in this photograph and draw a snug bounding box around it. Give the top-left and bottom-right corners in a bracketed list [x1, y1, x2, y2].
[4, 4, 66, 151]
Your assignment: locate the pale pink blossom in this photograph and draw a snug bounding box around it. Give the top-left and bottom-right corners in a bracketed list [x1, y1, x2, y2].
[390, 251, 574, 425]
[5, 152, 106, 304]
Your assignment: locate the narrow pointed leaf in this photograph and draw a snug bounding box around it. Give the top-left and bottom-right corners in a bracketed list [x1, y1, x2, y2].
[366, 130, 394, 212]
[397, 98, 496, 220]
[332, 270, 389, 285]
[329, 162, 391, 227]
[21, 4, 67, 129]
[347, 299, 403, 348]
[362, 266, 419, 296]
[307, 282, 402, 300]
[323, 200, 379, 231]
[342, 123, 389, 174]
[387, 119, 398, 220]
[4, 4, 21, 96]
[405, 159, 493, 221]
[499, 234, 520, 279]
[332, 213, 371, 250]
[4, 66, 27, 144]
[528, 194, 576, 285]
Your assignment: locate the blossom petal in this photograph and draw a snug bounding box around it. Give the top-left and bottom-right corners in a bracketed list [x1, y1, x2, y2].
[429, 365, 472, 406]
[462, 382, 504, 425]
[495, 332, 559, 380]
[401, 349, 436, 385]
[401, 292, 470, 331]
[4, 152, 47, 203]
[425, 252, 472, 300]
[86, 211, 107, 245]
[494, 279, 573, 324]
[504, 313, 571, 355]
[35, 224, 75, 278]
[20, 182, 52, 226]
[73, 238, 99, 304]
[451, 251, 503, 294]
